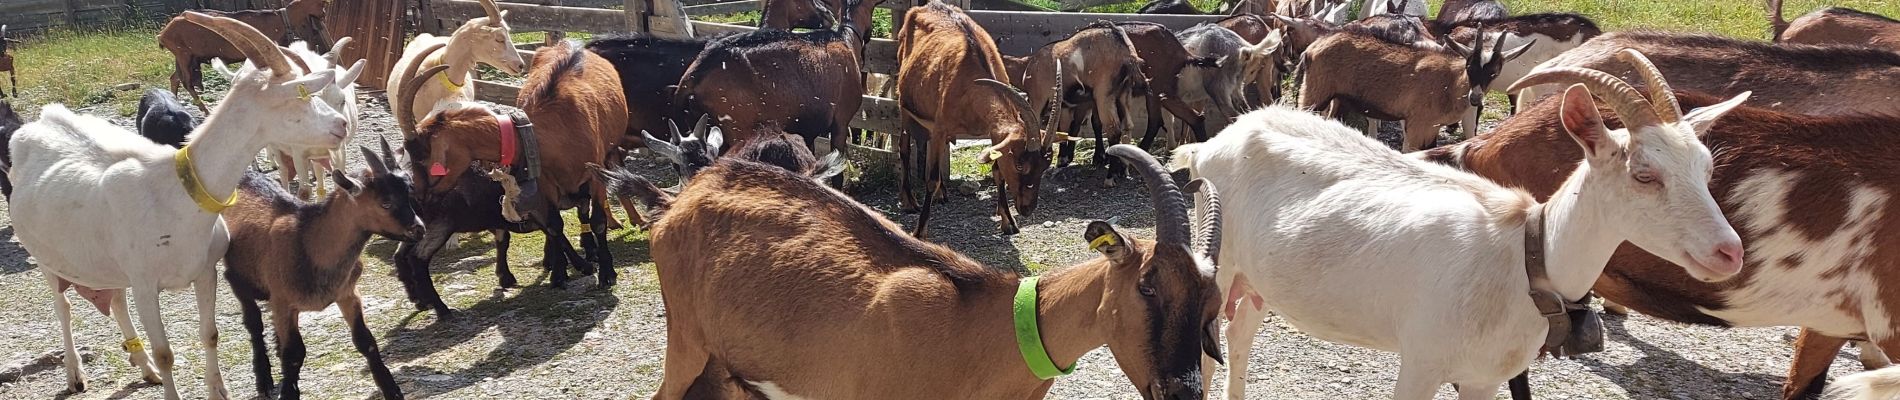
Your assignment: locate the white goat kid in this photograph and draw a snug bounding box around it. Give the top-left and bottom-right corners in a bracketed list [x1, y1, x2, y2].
[213, 39, 367, 198]
[1177, 51, 1748, 400]
[8, 12, 346, 400]
[386, 0, 525, 125]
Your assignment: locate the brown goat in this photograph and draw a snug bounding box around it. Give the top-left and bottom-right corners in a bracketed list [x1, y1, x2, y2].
[647, 144, 1225, 399]
[400, 40, 627, 288]
[894, 1, 1059, 238]
[1, 25, 17, 98]
[1300, 27, 1529, 151]
[1517, 31, 1900, 117]
[1771, 0, 1900, 52]
[1019, 21, 1152, 187]
[157, 0, 330, 110]
[222, 144, 418, 400]
[1425, 69, 1900, 399]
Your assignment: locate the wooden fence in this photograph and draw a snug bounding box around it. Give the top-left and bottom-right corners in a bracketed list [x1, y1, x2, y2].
[419, 0, 1223, 135]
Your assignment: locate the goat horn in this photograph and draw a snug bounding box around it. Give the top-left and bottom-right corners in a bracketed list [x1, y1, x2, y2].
[1509, 67, 1663, 129]
[394, 42, 448, 137]
[1108, 144, 1191, 247]
[1185, 178, 1222, 263]
[277, 45, 313, 75]
[972, 79, 1040, 150]
[478, 0, 505, 26]
[398, 65, 452, 138]
[1615, 49, 1683, 124]
[184, 12, 294, 80]
[325, 36, 353, 64]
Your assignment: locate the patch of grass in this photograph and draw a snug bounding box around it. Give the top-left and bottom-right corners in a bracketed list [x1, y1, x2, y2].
[8, 22, 176, 117]
[1503, 0, 1900, 39]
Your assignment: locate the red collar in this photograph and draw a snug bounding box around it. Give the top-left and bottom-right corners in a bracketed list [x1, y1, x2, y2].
[427, 113, 518, 177]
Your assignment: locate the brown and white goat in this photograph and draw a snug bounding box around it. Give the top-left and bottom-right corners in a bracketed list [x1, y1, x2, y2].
[1517, 31, 1900, 116]
[648, 144, 1225, 400]
[1, 25, 18, 98]
[1424, 57, 1900, 400]
[158, 0, 330, 110]
[399, 40, 626, 289]
[222, 144, 419, 400]
[1299, 26, 1530, 151]
[1771, 0, 1900, 51]
[1018, 21, 1150, 186]
[894, 1, 1059, 238]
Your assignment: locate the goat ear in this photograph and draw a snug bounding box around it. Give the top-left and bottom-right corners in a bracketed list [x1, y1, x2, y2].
[1681, 91, 1749, 137]
[642, 130, 686, 165]
[330, 170, 362, 195]
[339, 59, 366, 87]
[1085, 220, 1134, 263]
[1557, 84, 1613, 159]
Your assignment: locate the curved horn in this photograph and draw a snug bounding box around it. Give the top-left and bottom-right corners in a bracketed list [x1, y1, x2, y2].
[1106, 144, 1191, 247]
[1185, 178, 1222, 263]
[478, 0, 505, 26]
[277, 45, 313, 74]
[1614, 49, 1683, 124]
[1508, 67, 1662, 129]
[324, 36, 353, 64]
[398, 65, 451, 138]
[183, 12, 294, 80]
[972, 79, 1041, 150]
[394, 42, 448, 137]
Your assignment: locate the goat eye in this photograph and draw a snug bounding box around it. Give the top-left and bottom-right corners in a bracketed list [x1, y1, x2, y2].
[1634, 173, 1657, 184]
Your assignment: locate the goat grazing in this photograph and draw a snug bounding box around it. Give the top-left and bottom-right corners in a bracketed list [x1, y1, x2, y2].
[387, 0, 525, 125]
[649, 144, 1224, 399]
[1771, 0, 1900, 51]
[9, 12, 347, 400]
[1, 25, 18, 98]
[1424, 67, 1900, 400]
[137, 89, 197, 148]
[1299, 26, 1530, 150]
[400, 39, 625, 289]
[1516, 31, 1900, 116]
[158, 0, 330, 110]
[895, 1, 1059, 237]
[215, 39, 367, 198]
[221, 144, 419, 400]
[1185, 50, 1747, 400]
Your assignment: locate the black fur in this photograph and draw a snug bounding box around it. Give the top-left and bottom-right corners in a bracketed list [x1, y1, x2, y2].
[137, 89, 196, 147]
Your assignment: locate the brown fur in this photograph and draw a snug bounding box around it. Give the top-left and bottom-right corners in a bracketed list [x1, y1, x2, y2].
[647, 154, 1221, 399]
[157, 0, 329, 108]
[1781, 7, 1900, 52]
[894, 1, 1050, 237]
[1435, 90, 1900, 400]
[1527, 31, 1900, 117]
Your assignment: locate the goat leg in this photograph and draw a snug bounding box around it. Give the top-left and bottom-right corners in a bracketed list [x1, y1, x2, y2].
[270, 304, 305, 400]
[238, 298, 274, 397]
[1782, 329, 1844, 400]
[339, 290, 403, 400]
[494, 229, 516, 288]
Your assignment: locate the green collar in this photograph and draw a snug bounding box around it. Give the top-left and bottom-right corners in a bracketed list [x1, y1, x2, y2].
[1014, 275, 1074, 380]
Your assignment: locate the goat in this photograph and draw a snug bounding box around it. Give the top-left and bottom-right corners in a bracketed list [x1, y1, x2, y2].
[158, 0, 330, 110]
[1443, 13, 1601, 110]
[648, 143, 1225, 399]
[1, 24, 18, 98]
[214, 39, 366, 198]
[894, 1, 1059, 238]
[671, 0, 877, 186]
[1516, 31, 1900, 116]
[399, 39, 625, 290]
[1181, 50, 1747, 400]
[1770, 0, 1900, 52]
[1139, 0, 1203, 15]
[1436, 0, 1506, 27]
[1217, 15, 1289, 107]
[1017, 21, 1148, 187]
[221, 143, 419, 400]
[1360, 0, 1425, 19]
[8, 12, 347, 400]
[1299, 26, 1530, 151]
[1423, 82, 1900, 400]
[387, 0, 525, 126]
[136, 89, 197, 148]
[1176, 24, 1264, 132]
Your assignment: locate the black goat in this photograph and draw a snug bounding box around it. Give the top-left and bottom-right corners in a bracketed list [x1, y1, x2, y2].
[137, 89, 197, 147]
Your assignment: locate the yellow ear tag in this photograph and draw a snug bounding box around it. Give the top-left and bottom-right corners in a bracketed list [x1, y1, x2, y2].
[124, 338, 145, 353]
[296, 84, 313, 101]
[1089, 234, 1119, 251]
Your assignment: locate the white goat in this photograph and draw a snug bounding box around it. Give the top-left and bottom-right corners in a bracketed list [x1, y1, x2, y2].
[213, 39, 366, 198]
[386, 0, 525, 125]
[7, 13, 347, 400]
[1174, 51, 1749, 400]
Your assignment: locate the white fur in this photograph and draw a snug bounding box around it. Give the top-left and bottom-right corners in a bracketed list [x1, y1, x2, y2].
[1826, 366, 1900, 400]
[388, 15, 527, 124]
[10, 56, 346, 400]
[1181, 101, 1740, 399]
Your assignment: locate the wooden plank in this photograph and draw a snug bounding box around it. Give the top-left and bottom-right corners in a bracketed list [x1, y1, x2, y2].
[682, 0, 756, 16]
[966, 10, 1225, 55]
[472, 79, 901, 133]
[433, 0, 625, 33]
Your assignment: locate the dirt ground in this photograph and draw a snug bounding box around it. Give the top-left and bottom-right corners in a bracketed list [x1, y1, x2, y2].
[0, 93, 1875, 400]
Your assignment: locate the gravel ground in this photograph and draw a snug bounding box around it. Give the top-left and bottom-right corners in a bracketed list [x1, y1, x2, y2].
[0, 92, 1873, 399]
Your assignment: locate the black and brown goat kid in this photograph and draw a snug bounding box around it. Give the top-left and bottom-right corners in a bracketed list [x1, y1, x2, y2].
[221, 142, 419, 400]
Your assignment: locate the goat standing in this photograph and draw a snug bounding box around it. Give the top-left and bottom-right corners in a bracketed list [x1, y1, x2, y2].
[1184, 51, 1747, 400]
[157, 0, 330, 110]
[221, 144, 419, 400]
[10, 13, 349, 400]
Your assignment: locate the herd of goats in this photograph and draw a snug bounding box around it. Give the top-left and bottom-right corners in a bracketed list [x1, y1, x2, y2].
[0, 0, 1896, 398]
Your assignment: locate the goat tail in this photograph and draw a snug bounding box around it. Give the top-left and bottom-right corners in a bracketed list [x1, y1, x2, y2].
[595, 163, 674, 220]
[1828, 366, 1900, 400]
